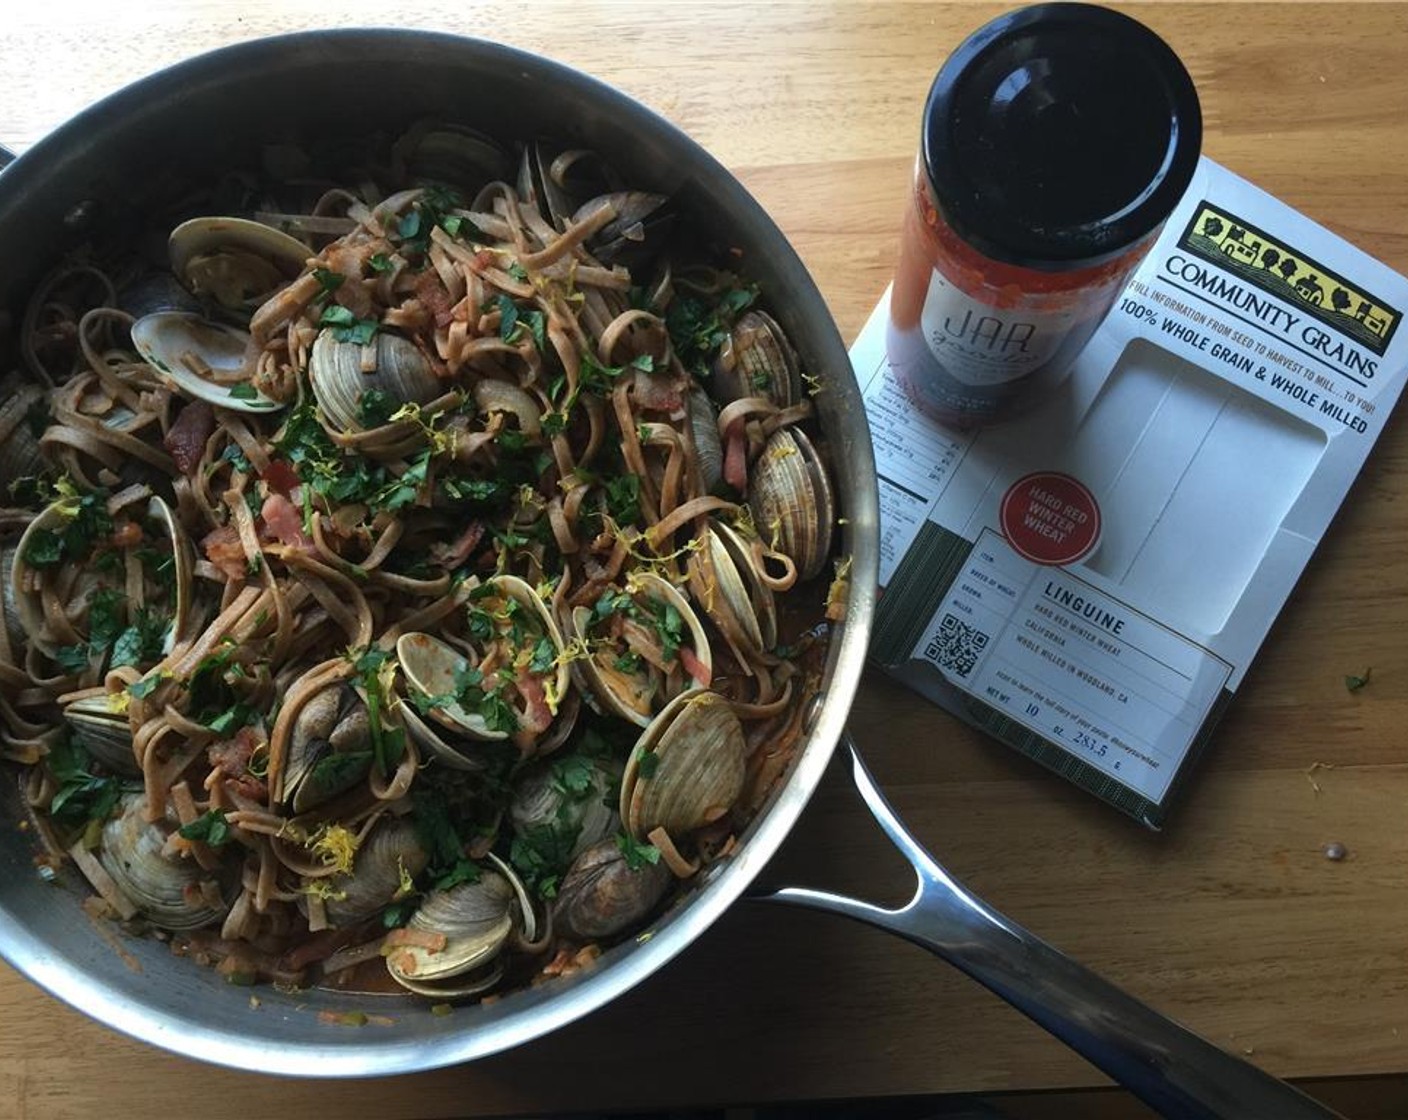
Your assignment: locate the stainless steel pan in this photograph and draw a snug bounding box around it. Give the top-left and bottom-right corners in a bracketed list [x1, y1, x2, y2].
[0, 30, 1341, 1119]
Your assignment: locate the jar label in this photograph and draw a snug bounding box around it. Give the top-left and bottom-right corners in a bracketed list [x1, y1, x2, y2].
[921, 268, 1078, 386]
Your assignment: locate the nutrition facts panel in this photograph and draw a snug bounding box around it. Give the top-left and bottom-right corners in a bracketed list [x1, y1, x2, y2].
[912, 530, 1233, 803]
[858, 296, 974, 586]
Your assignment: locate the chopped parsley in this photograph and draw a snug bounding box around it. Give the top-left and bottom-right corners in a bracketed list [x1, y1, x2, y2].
[228, 384, 259, 401]
[635, 748, 661, 780]
[47, 737, 134, 828]
[351, 647, 405, 777]
[497, 294, 520, 342]
[615, 831, 662, 871]
[22, 488, 112, 569]
[110, 607, 169, 669]
[358, 388, 396, 428]
[604, 474, 642, 526]
[1345, 668, 1372, 692]
[320, 304, 378, 345]
[178, 809, 231, 847]
[368, 252, 395, 274]
[510, 820, 580, 900]
[312, 267, 345, 293]
[665, 282, 759, 376]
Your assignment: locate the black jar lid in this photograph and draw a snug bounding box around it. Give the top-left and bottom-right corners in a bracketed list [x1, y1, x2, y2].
[922, 3, 1202, 271]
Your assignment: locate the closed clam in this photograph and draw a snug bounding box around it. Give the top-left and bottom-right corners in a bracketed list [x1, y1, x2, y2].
[618, 690, 746, 842]
[0, 376, 46, 492]
[509, 754, 619, 861]
[322, 817, 428, 928]
[130, 311, 281, 413]
[61, 694, 141, 776]
[568, 572, 711, 728]
[278, 682, 374, 814]
[687, 518, 777, 664]
[309, 329, 444, 455]
[384, 854, 536, 998]
[686, 388, 723, 494]
[98, 795, 230, 930]
[394, 122, 511, 190]
[168, 216, 309, 317]
[710, 310, 801, 408]
[552, 837, 672, 942]
[747, 426, 835, 583]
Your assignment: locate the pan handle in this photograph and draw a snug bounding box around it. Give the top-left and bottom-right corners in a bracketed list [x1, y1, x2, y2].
[752, 731, 1343, 1120]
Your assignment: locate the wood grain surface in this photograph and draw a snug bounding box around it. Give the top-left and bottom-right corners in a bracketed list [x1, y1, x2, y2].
[2, 2, 1408, 1116]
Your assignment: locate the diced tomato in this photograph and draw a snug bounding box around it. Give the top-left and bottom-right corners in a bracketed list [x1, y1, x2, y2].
[261, 459, 301, 495]
[412, 269, 456, 329]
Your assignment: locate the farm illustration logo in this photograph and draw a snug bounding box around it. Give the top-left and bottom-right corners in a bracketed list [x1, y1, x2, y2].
[1178, 202, 1400, 357]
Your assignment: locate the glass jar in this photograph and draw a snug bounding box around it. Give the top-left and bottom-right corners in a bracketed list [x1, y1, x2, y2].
[887, 3, 1203, 427]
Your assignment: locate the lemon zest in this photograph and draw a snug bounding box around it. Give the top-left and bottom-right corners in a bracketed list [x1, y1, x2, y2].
[307, 824, 360, 874]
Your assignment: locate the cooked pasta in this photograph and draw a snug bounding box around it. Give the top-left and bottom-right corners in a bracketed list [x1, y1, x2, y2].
[0, 124, 838, 998]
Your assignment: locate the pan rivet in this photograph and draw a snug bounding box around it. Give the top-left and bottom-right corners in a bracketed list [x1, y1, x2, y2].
[63, 200, 97, 230]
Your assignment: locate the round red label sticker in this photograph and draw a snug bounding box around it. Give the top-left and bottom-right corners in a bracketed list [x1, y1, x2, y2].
[999, 471, 1101, 566]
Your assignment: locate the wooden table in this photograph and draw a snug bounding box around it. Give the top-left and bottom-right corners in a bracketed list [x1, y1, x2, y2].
[2, 3, 1408, 1117]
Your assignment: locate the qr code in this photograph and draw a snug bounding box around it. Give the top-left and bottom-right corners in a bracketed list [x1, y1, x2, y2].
[923, 612, 990, 678]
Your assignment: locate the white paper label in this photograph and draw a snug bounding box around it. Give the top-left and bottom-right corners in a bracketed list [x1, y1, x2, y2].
[913, 530, 1232, 804]
[921, 268, 1079, 386]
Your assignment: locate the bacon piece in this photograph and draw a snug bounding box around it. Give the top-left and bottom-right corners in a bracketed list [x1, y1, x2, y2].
[722, 419, 748, 491]
[163, 400, 216, 474]
[201, 525, 248, 581]
[679, 645, 712, 688]
[260, 492, 314, 551]
[412, 269, 456, 329]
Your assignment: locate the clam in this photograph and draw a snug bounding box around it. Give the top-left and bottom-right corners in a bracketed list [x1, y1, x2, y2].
[279, 682, 374, 814]
[61, 694, 140, 776]
[118, 271, 203, 319]
[308, 329, 444, 453]
[394, 122, 512, 191]
[130, 311, 282, 413]
[710, 310, 802, 408]
[618, 690, 746, 842]
[98, 795, 229, 930]
[0, 542, 22, 654]
[168, 216, 310, 317]
[509, 754, 619, 861]
[552, 837, 672, 942]
[384, 853, 536, 999]
[396, 575, 572, 758]
[568, 572, 711, 728]
[747, 427, 834, 582]
[686, 518, 777, 663]
[0, 376, 47, 492]
[322, 817, 428, 928]
[572, 192, 673, 269]
[686, 388, 723, 494]
[14, 493, 192, 665]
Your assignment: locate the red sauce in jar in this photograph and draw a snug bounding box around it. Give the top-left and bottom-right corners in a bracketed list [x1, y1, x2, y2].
[887, 4, 1202, 427]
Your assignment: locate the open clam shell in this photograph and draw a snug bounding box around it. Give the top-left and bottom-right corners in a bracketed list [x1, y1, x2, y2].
[394, 122, 512, 190]
[384, 853, 534, 999]
[747, 426, 835, 583]
[131, 311, 282, 413]
[569, 572, 711, 728]
[168, 216, 309, 316]
[397, 575, 572, 750]
[618, 690, 746, 842]
[12, 494, 192, 665]
[98, 795, 230, 931]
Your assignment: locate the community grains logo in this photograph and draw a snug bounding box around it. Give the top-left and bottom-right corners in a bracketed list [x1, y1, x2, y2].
[1178, 202, 1399, 357]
